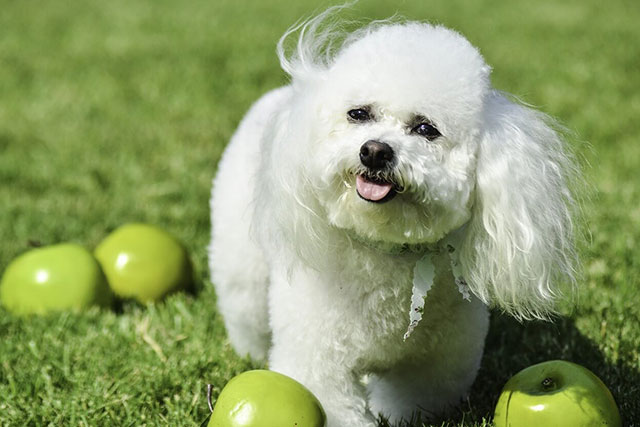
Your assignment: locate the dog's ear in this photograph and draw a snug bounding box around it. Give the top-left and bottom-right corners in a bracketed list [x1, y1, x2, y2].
[460, 91, 580, 319]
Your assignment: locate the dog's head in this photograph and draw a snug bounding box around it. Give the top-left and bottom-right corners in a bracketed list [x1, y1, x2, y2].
[301, 22, 490, 245]
[268, 11, 580, 319]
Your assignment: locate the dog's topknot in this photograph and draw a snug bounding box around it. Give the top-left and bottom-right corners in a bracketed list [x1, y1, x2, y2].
[276, 4, 402, 81]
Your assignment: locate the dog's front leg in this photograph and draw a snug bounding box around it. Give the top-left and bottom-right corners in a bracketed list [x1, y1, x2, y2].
[267, 267, 378, 427]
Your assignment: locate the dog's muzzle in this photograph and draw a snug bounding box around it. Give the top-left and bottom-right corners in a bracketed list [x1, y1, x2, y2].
[356, 140, 399, 203]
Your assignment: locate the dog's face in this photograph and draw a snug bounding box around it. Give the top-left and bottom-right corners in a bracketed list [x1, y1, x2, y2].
[301, 24, 491, 245]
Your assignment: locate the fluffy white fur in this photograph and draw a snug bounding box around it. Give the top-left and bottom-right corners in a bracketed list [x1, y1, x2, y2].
[209, 9, 578, 426]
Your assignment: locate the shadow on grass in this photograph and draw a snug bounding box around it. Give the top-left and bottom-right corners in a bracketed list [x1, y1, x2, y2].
[441, 311, 640, 426]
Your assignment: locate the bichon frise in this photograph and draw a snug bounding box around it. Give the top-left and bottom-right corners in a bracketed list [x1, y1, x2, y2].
[209, 8, 578, 426]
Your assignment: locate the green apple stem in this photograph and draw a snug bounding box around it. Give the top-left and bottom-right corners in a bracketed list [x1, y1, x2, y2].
[541, 377, 556, 391]
[207, 384, 214, 413]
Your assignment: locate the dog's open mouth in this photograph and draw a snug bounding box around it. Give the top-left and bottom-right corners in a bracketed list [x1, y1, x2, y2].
[356, 174, 398, 203]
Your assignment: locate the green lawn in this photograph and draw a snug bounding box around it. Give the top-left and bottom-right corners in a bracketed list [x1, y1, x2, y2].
[1, 0, 639, 425]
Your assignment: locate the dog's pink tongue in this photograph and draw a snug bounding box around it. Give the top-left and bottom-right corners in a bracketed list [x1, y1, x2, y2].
[356, 175, 393, 201]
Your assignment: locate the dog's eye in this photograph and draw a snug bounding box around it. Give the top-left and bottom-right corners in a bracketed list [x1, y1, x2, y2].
[347, 108, 372, 122]
[412, 122, 442, 141]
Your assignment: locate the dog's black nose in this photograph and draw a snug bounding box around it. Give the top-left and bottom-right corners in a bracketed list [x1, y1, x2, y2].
[359, 140, 394, 170]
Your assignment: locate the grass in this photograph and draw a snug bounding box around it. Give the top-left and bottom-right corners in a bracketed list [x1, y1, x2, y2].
[0, 0, 638, 425]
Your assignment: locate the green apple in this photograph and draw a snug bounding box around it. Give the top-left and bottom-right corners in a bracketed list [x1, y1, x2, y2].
[494, 360, 621, 427]
[0, 243, 113, 314]
[209, 370, 326, 427]
[94, 223, 192, 303]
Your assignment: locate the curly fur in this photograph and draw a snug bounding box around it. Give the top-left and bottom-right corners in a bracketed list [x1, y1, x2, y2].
[209, 7, 579, 426]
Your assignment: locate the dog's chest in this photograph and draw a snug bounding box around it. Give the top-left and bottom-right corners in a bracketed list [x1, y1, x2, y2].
[325, 251, 465, 365]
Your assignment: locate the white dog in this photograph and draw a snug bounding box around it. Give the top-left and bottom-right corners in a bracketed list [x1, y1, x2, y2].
[209, 9, 578, 426]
